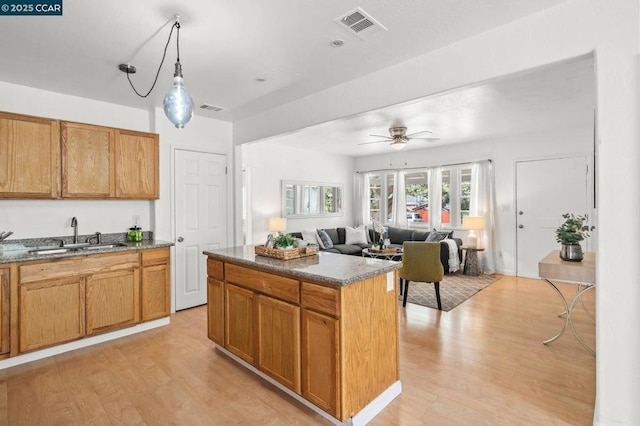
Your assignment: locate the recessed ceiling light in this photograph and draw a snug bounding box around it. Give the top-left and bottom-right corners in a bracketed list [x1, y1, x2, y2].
[331, 39, 344, 47]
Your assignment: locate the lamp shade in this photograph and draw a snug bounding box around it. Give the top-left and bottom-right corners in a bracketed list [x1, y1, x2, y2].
[268, 217, 287, 233]
[164, 75, 195, 128]
[463, 216, 484, 231]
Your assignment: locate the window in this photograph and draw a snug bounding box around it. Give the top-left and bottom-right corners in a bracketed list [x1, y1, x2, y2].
[368, 172, 395, 224]
[440, 165, 472, 228]
[282, 181, 343, 217]
[404, 172, 429, 223]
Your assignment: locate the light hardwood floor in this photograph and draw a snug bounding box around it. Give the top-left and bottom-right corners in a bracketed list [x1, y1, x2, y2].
[0, 275, 595, 425]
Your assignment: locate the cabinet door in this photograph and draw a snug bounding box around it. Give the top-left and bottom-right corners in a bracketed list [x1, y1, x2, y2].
[302, 309, 340, 417]
[0, 268, 9, 355]
[0, 112, 60, 198]
[61, 121, 115, 198]
[207, 277, 224, 345]
[115, 129, 159, 199]
[141, 248, 171, 322]
[257, 295, 301, 393]
[225, 284, 254, 364]
[19, 277, 85, 353]
[86, 269, 140, 336]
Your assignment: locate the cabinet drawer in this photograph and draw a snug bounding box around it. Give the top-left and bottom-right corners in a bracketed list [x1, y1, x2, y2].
[141, 247, 170, 267]
[20, 252, 139, 284]
[207, 259, 224, 280]
[301, 282, 340, 317]
[225, 263, 299, 304]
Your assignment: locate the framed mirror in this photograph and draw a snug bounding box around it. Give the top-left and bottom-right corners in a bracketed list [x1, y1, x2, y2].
[282, 181, 343, 218]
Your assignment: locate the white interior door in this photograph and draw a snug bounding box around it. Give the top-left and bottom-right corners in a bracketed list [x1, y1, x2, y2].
[175, 149, 227, 310]
[515, 156, 591, 277]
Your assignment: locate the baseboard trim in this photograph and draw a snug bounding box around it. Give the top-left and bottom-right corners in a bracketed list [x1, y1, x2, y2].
[216, 345, 401, 425]
[0, 317, 170, 370]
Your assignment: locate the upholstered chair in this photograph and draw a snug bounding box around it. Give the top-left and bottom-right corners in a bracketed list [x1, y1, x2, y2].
[399, 241, 445, 310]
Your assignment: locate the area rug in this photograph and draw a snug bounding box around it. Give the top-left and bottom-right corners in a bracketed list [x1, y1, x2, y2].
[400, 273, 501, 311]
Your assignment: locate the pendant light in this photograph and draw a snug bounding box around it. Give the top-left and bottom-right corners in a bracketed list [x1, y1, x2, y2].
[119, 15, 195, 129]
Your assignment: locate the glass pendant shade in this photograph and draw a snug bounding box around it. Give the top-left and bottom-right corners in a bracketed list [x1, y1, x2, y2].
[163, 70, 194, 129]
[390, 140, 406, 150]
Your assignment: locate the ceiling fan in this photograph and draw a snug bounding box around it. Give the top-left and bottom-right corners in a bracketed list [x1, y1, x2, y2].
[358, 126, 440, 150]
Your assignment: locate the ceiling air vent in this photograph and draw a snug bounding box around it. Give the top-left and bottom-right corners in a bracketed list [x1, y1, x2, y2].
[199, 103, 225, 112]
[335, 8, 387, 39]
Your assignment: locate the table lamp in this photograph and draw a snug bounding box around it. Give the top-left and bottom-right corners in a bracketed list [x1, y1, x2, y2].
[463, 216, 484, 248]
[268, 217, 287, 236]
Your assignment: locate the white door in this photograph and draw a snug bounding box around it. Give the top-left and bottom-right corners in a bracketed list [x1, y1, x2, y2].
[175, 149, 227, 310]
[515, 156, 591, 277]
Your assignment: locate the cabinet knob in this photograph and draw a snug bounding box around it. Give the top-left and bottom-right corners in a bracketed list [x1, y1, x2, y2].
[518, 224, 524, 229]
[177, 236, 184, 242]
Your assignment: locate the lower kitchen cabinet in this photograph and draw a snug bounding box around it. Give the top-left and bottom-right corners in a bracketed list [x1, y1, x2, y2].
[225, 283, 255, 364]
[302, 308, 340, 416]
[0, 268, 10, 356]
[207, 277, 225, 345]
[19, 277, 85, 353]
[257, 295, 301, 393]
[140, 247, 171, 322]
[86, 268, 139, 336]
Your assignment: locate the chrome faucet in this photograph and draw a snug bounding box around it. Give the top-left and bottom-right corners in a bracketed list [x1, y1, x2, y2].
[71, 217, 78, 244]
[0, 231, 13, 242]
[86, 232, 101, 245]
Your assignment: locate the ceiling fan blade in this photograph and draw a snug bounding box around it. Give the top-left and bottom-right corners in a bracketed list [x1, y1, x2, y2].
[405, 130, 433, 137]
[368, 134, 393, 140]
[410, 137, 440, 141]
[358, 140, 392, 146]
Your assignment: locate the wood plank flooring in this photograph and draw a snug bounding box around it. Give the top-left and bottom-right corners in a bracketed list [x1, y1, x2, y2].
[0, 275, 595, 425]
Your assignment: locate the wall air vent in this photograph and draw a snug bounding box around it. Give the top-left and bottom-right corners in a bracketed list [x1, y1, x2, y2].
[335, 8, 387, 39]
[199, 104, 225, 112]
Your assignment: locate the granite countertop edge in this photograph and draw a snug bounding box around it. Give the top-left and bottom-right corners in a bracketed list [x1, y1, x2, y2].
[204, 249, 401, 287]
[0, 238, 174, 264]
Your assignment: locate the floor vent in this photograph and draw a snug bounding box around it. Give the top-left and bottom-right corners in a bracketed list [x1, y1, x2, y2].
[199, 104, 225, 112]
[335, 7, 387, 39]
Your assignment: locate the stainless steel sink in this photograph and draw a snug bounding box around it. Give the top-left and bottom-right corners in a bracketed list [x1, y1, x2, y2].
[28, 242, 128, 255]
[82, 243, 128, 250]
[28, 247, 71, 255]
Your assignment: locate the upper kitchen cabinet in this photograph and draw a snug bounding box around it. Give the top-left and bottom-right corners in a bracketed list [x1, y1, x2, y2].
[0, 112, 60, 199]
[115, 129, 159, 199]
[61, 121, 116, 198]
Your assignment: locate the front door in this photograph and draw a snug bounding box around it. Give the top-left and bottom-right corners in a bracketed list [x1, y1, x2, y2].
[515, 156, 591, 277]
[174, 149, 227, 310]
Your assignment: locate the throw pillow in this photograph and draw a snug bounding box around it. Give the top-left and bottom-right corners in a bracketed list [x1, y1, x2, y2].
[316, 229, 334, 249]
[426, 229, 450, 242]
[301, 228, 319, 245]
[345, 225, 368, 245]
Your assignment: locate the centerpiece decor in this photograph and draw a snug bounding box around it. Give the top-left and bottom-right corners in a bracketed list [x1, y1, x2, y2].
[555, 213, 594, 261]
[255, 233, 318, 260]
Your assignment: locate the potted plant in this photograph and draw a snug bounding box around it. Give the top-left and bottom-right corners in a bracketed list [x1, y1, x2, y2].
[555, 213, 594, 261]
[273, 233, 296, 250]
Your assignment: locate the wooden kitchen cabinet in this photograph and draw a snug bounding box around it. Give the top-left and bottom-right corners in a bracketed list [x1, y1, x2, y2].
[207, 277, 225, 345]
[0, 268, 10, 356]
[140, 247, 171, 322]
[0, 111, 60, 198]
[225, 283, 255, 364]
[115, 129, 159, 199]
[256, 294, 301, 393]
[19, 277, 85, 353]
[61, 121, 115, 198]
[86, 268, 140, 336]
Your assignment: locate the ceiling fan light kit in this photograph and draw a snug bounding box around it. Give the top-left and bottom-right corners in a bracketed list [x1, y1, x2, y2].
[118, 15, 195, 129]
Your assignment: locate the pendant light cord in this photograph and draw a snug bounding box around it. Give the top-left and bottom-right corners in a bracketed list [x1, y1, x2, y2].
[125, 20, 179, 98]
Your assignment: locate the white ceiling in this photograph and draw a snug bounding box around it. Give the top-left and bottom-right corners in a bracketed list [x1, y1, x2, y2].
[0, 1, 594, 157]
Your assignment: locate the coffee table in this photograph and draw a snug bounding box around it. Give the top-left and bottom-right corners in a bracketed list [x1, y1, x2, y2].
[362, 247, 403, 261]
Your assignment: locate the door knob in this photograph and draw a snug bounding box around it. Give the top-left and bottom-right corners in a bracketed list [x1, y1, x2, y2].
[519, 211, 524, 215]
[177, 236, 184, 242]
[518, 224, 524, 229]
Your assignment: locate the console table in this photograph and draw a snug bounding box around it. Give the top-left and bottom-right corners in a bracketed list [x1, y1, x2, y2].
[538, 250, 595, 355]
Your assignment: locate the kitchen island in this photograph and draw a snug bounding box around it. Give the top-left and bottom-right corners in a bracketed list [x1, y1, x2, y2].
[203, 246, 402, 425]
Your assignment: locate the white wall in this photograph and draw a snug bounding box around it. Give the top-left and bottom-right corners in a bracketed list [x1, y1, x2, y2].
[0, 81, 153, 239]
[242, 142, 355, 244]
[355, 125, 593, 275]
[233, 1, 640, 423]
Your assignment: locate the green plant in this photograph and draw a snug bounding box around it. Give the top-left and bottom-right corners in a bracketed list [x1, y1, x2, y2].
[555, 213, 594, 245]
[274, 233, 296, 249]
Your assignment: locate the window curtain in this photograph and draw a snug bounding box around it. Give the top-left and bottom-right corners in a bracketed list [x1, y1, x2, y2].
[428, 167, 442, 229]
[354, 172, 370, 227]
[470, 160, 497, 273]
[392, 170, 408, 227]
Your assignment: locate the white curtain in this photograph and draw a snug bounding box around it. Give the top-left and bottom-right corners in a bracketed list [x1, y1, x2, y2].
[354, 172, 370, 227]
[428, 167, 442, 230]
[470, 160, 498, 273]
[392, 170, 408, 227]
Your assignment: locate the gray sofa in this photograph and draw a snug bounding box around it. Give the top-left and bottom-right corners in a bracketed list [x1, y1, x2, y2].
[290, 226, 463, 273]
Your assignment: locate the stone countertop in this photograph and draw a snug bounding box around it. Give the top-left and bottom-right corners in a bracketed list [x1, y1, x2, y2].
[203, 245, 401, 286]
[0, 239, 173, 264]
